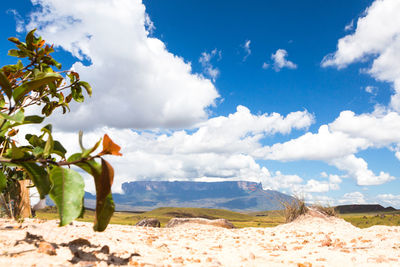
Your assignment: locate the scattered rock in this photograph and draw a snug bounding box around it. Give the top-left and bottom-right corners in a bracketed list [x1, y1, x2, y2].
[100, 245, 110, 254]
[135, 218, 161, 227]
[38, 241, 57, 256]
[321, 236, 332, 247]
[166, 218, 234, 229]
[69, 238, 91, 247]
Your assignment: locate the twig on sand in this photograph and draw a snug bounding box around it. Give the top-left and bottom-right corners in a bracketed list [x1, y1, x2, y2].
[0, 249, 36, 257]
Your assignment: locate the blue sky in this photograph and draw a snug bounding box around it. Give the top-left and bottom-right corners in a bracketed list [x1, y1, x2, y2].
[2, 0, 400, 207]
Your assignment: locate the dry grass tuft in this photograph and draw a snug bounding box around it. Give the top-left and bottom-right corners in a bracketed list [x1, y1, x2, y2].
[282, 197, 308, 223]
[312, 204, 337, 217]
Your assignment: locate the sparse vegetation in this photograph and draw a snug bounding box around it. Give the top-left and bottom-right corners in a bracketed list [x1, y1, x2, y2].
[35, 206, 400, 228]
[339, 211, 400, 228]
[312, 204, 337, 217]
[282, 197, 308, 223]
[36, 206, 286, 228]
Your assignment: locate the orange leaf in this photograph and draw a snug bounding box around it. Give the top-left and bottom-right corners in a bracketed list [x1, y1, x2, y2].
[7, 128, 18, 137]
[99, 134, 122, 156]
[38, 40, 45, 48]
[71, 71, 80, 80]
[95, 158, 114, 201]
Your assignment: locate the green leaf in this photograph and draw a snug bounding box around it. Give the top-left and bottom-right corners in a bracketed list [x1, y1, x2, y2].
[93, 158, 115, 231]
[0, 172, 6, 192]
[0, 71, 12, 99]
[13, 72, 63, 102]
[94, 193, 114, 232]
[71, 85, 84, 103]
[8, 49, 26, 58]
[24, 115, 45, 124]
[78, 81, 92, 96]
[49, 167, 85, 226]
[25, 29, 36, 51]
[41, 124, 52, 134]
[78, 130, 85, 151]
[67, 155, 114, 231]
[53, 140, 67, 158]
[51, 58, 62, 69]
[43, 131, 53, 158]
[19, 162, 51, 199]
[82, 139, 101, 158]
[79, 131, 101, 158]
[0, 121, 11, 136]
[8, 37, 21, 45]
[26, 134, 44, 147]
[16, 60, 23, 70]
[0, 95, 5, 108]
[0, 110, 25, 123]
[7, 146, 25, 159]
[68, 153, 101, 177]
[32, 146, 44, 157]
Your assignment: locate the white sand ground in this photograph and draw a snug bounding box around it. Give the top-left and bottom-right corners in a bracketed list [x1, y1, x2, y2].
[0, 214, 400, 266]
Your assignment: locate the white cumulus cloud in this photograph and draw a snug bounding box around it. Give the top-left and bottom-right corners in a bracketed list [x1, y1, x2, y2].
[376, 194, 400, 207]
[199, 49, 221, 82]
[261, 109, 400, 186]
[24, 0, 219, 130]
[339, 191, 366, 204]
[265, 49, 297, 71]
[321, 0, 400, 112]
[26, 106, 314, 193]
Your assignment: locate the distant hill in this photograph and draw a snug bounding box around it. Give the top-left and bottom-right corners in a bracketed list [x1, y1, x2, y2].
[84, 181, 295, 212]
[335, 204, 397, 214]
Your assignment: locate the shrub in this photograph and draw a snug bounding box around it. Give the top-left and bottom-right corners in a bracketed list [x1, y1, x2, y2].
[312, 204, 337, 217]
[282, 196, 308, 223]
[0, 30, 121, 231]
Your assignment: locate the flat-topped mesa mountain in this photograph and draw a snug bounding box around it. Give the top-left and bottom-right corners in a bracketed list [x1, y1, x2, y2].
[84, 181, 295, 212]
[335, 204, 397, 214]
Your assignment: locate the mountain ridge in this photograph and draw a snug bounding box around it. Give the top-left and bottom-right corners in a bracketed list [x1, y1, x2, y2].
[84, 180, 294, 212]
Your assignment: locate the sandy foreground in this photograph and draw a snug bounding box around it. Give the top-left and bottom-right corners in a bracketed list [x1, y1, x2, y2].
[1, 214, 400, 267]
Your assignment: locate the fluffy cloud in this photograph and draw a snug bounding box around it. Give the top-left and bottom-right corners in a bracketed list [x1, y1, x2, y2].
[339, 192, 366, 204]
[242, 40, 251, 61]
[260, 0, 400, 188]
[344, 20, 354, 32]
[365, 86, 377, 95]
[25, 0, 219, 130]
[262, 62, 269, 69]
[321, 0, 400, 112]
[265, 49, 297, 71]
[7, 9, 24, 33]
[262, 124, 370, 161]
[330, 155, 394, 186]
[376, 194, 400, 207]
[330, 110, 400, 146]
[261, 109, 400, 185]
[25, 106, 314, 193]
[301, 179, 339, 193]
[199, 49, 221, 82]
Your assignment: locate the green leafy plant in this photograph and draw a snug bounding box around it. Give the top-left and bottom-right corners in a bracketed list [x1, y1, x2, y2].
[0, 29, 121, 231]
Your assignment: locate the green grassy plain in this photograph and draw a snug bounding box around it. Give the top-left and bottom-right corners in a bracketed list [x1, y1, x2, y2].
[36, 207, 400, 229]
[339, 211, 400, 228]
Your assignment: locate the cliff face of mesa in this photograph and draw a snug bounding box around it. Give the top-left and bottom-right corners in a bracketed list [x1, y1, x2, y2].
[85, 181, 294, 212]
